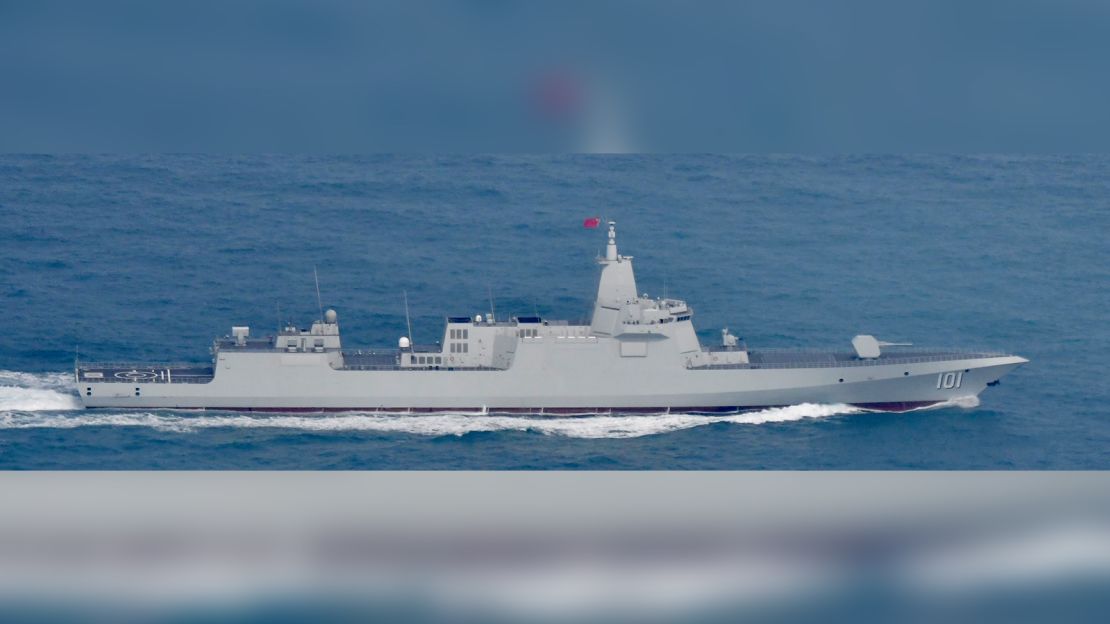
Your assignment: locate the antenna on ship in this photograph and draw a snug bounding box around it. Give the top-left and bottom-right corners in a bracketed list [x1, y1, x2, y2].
[313, 266, 324, 322]
[487, 284, 496, 322]
[403, 290, 414, 349]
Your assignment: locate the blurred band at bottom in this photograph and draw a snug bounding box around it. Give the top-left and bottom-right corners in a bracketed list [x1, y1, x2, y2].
[0, 472, 1108, 623]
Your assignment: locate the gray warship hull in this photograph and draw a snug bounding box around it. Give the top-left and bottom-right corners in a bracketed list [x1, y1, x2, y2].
[76, 222, 1027, 413]
[77, 350, 1023, 413]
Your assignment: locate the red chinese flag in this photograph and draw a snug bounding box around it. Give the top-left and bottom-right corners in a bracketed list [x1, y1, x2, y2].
[583, 217, 601, 228]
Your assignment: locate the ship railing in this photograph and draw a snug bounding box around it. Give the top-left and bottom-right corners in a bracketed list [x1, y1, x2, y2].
[77, 361, 212, 370]
[693, 351, 1011, 370]
[705, 342, 750, 352]
[340, 349, 399, 361]
[730, 346, 1008, 354]
[339, 364, 501, 372]
[702, 345, 1010, 357]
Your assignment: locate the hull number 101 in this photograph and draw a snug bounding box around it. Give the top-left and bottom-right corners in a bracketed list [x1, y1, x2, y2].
[937, 371, 964, 390]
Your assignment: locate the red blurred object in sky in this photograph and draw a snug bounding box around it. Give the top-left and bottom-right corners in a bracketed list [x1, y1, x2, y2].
[532, 70, 584, 122]
[583, 217, 601, 228]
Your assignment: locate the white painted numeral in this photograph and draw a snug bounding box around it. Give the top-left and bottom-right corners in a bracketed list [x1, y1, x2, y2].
[936, 371, 964, 389]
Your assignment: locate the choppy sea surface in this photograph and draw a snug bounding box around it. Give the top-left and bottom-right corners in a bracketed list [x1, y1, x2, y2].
[0, 154, 1106, 469]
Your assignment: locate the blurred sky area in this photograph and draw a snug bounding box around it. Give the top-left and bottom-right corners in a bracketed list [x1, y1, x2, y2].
[2, 0, 1110, 152]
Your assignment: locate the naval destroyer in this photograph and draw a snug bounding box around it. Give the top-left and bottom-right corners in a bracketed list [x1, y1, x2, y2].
[76, 222, 1026, 413]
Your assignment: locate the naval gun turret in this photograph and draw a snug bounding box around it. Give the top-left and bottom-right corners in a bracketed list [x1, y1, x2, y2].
[851, 334, 912, 359]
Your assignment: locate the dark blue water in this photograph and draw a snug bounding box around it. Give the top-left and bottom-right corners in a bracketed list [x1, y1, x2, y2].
[1, 154, 1106, 468]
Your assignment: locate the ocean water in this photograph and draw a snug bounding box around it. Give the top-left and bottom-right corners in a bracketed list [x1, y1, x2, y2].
[0, 154, 1106, 469]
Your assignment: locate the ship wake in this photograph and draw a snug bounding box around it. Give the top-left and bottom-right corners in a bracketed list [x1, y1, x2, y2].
[0, 371, 82, 412]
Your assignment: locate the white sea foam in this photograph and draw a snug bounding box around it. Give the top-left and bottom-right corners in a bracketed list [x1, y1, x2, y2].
[944, 395, 981, 409]
[0, 400, 860, 438]
[0, 370, 82, 412]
